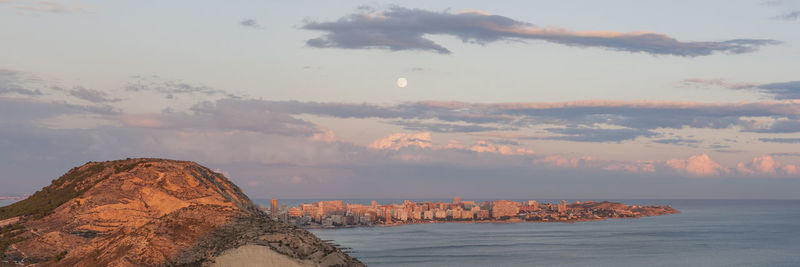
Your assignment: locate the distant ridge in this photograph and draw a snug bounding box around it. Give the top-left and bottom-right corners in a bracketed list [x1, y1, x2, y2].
[0, 158, 363, 266]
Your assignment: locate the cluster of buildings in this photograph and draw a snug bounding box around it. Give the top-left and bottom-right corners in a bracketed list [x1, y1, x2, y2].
[263, 197, 650, 228]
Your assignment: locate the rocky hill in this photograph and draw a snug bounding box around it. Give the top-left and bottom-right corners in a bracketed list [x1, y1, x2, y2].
[0, 158, 364, 266]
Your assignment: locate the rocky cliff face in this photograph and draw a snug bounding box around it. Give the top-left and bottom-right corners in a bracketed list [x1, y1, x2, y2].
[0, 158, 363, 267]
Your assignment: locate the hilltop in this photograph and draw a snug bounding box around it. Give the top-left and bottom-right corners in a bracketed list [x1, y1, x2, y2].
[0, 158, 363, 266]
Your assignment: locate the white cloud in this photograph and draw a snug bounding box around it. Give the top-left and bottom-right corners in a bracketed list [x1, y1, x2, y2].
[368, 132, 433, 150]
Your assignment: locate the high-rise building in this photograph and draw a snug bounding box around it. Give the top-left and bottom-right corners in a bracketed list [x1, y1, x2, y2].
[454, 196, 460, 204]
[491, 200, 520, 219]
[271, 198, 278, 218]
[289, 207, 302, 217]
[423, 210, 434, 220]
[530, 200, 539, 211]
[371, 200, 377, 207]
[475, 210, 490, 220]
[558, 200, 567, 215]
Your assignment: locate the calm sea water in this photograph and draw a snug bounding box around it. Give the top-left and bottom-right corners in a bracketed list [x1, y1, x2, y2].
[259, 199, 800, 267]
[0, 200, 17, 207]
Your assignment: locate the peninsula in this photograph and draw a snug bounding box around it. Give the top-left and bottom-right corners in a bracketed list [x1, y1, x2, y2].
[269, 198, 679, 229]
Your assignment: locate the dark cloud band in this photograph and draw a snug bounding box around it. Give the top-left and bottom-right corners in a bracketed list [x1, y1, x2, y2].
[302, 6, 780, 56]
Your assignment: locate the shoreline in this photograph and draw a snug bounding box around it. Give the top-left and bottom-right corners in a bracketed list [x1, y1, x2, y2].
[281, 199, 680, 230]
[305, 211, 679, 230]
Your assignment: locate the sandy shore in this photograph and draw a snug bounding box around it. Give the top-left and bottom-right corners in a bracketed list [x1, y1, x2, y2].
[209, 245, 313, 267]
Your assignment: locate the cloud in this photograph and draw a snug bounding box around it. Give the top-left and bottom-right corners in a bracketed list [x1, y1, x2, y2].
[758, 81, 800, 100]
[775, 11, 800, 20]
[713, 149, 747, 154]
[533, 155, 655, 173]
[665, 153, 727, 176]
[3, 96, 800, 199]
[467, 140, 534, 155]
[0, 97, 116, 126]
[533, 151, 800, 178]
[367, 132, 534, 156]
[390, 120, 504, 133]
[0, 69, 42, 96]
[68, 86, 121, 103]
[302, 6, 780, 56]
[310, 128, 340, 143]
[240, 18, 263, 29]
[125, 75, 234, 98]
[771, 152, 800, 157]
[542, 127, 657, 142]
[368, 132, 433, 150]
[179, 98, 800, 143]
[759, 0, 799, 21]
[747, 120, 800, 133]
[411, 100, 800, 131]
[760, 137, 800, 143]
[761, 0, 784, 6]
[6, 72, 800, 199]
[652, 138, 701, 147]
[736, 155, 799, 176]
[681, 78, 757, 89]
[534, 155, 597, 169]
[119, 99, 320, 137]
[268, 99, 800, 131]
[120, 114, 164, 128]
[7, 0, 91, 14]
[683, 78, 800, 100]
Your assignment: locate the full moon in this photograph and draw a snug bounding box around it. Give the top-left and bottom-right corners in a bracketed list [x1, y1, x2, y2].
[397, 77, 408, 88]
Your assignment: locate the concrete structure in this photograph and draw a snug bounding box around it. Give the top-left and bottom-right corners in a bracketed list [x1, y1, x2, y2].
[271, 198, 278, 218]
[435, 210, 447, 219]
[475, 210, 490, 220]
[491, 200, 520, 219]
[423, 210, 433, 220]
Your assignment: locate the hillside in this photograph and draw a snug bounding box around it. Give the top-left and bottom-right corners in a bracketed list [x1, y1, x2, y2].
[0, 158, 363, 266]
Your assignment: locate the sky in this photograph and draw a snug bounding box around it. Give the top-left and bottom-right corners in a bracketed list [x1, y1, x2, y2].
[1, 0, 800, 199]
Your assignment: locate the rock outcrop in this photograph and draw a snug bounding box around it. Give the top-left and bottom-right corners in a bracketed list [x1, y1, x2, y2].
[0, 158, 363, 266]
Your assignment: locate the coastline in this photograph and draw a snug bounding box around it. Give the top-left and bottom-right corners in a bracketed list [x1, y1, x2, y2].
[309, 215, 677, 229]
[298, 202, 680, 230]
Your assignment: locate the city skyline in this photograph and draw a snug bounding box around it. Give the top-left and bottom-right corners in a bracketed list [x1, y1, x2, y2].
[2, 0, 800, 199]
[264, 196, 678, 229]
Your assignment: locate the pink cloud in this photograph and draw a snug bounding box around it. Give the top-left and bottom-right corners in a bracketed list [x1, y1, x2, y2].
[366, 133, 798, 178]
[368, 133, 535, 156]
[310, 128, 339, 143]
[667, 153, 727, 176]
[736, 155, 800, 176]
[368, 132, 433, 150]
[120, 114, 164, 128]
[468, 140, 534, 156]
[783, 165, 799, 175]
[534, 155, 596, 168]
[444, 140, 466, 150]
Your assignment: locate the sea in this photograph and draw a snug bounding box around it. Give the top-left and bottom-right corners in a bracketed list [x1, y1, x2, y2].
[257, 199, 800, 267]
